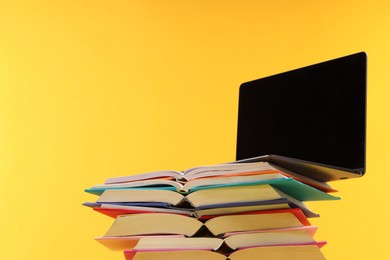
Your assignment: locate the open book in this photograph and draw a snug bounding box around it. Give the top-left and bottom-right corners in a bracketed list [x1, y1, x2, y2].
[124, 245, 327, 260]
[84, 200, 304, 219]
[90, 184, 333, 218]
[87, 172, 288, 195]
[101, 209, 310, 238]
[98, 161, 336, 193]
[97, 226, 320, 251]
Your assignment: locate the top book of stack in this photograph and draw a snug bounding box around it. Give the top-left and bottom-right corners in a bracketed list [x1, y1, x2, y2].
[86, 161, 337, 195]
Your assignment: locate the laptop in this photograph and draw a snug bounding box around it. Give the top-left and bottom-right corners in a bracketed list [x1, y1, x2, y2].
[236, 52, 367, 182]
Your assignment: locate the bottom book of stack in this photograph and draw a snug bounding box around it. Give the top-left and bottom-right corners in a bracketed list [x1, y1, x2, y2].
[124, 245, 325, 260]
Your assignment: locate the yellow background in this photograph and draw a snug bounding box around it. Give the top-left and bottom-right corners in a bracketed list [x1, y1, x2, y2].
[0, 1, 389, 259]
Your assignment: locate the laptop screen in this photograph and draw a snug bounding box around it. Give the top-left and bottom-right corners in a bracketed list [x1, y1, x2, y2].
[236, 52, 366, 171]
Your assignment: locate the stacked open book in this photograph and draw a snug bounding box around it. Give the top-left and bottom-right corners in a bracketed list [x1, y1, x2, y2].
[84, 161, 339, 259]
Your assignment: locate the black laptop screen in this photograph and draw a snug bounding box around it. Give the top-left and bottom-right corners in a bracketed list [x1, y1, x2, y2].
[236, 52, 366, 171]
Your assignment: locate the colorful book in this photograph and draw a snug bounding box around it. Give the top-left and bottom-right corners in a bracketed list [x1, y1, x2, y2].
[97, 226, 320, 251]
[124, 245, 327, 260]
[92, 182, 337, 210]
[100, 161, 336, 193]
[101, 209, 310, 238]
[84, 199, 320, 218]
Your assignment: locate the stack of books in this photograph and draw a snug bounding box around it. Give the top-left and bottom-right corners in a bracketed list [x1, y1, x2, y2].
[84, 161, 339, 259]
